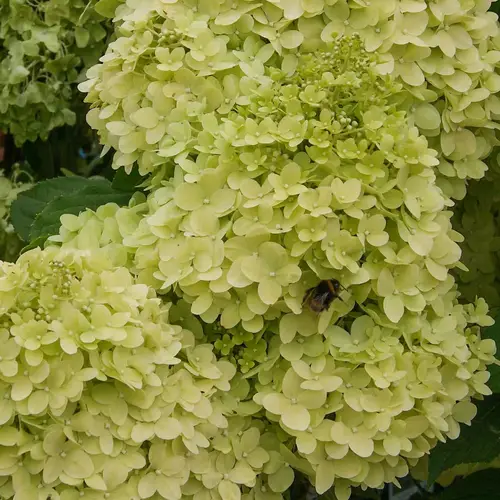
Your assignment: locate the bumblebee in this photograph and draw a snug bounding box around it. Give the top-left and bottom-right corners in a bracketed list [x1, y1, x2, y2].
[302, 279, 345, 313]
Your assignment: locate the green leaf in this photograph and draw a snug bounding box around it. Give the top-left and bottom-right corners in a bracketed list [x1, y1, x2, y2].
[112, 165, 147, 192]
[75, 27, 90, 48]
[20, 236, 49, 256]
[11, 177, 88, 241]
[483, 315, 500, 347]
[491, 2, 500, 14]
[433, 470, 500, 500]
[427, 395, 500, 484]
[10, 65, 29, 84]
[29, 178, 132, 241]
[487, 364, 500, 393]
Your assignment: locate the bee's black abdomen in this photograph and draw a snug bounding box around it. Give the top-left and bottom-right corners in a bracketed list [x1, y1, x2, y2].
[316, 280, 332, 295]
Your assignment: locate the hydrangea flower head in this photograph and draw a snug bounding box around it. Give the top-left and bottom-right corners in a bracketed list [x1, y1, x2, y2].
[0, 246, 290, 500]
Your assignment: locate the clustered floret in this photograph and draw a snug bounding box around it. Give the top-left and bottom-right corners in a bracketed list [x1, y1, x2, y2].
[0, 1, 499, 500]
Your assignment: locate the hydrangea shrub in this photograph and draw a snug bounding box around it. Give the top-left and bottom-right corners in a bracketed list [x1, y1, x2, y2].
[0, 0, 110, 145]
[0, 1, 499, 500]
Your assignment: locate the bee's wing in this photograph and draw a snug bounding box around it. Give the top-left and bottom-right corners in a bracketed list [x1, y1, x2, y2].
[302, 287, 314, 305]
[317, 291, 334, 307]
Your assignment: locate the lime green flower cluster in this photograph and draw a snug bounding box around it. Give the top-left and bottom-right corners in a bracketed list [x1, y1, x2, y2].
[54, 200, 497, 498]
[0, 0, 110, 145]
[81, 0, 500, 201]
[0, 245, 298, 500]
[49, 199, 143, 268]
